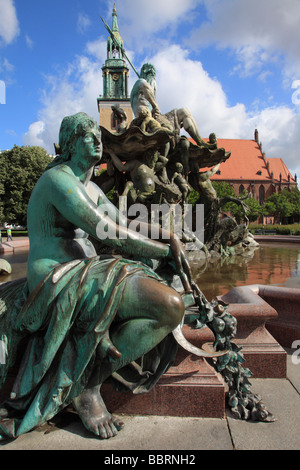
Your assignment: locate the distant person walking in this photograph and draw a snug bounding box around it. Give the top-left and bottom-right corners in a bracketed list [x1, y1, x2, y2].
[6, 228, 12, 241]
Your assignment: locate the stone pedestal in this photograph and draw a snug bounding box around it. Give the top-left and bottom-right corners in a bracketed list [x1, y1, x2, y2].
[102, 284, 288, 418]
[220, 285, 287, 378]
[251, 285, 300, 349]
[102, 284, 288, 417]
[102, 347, 226, 418]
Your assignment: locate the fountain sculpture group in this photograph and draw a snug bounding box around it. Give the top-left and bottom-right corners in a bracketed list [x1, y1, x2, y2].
[0, 63, 274, 443]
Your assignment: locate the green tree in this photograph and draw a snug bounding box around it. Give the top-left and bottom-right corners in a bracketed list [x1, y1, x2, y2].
[265, 189, 294, 224]
[230, 196, 262, 223]
[187, 186, 199, 205]
[0, 145, 52, 225]
[212, 181, 235, 199]
[213, 182, 261, 223]
[285, 188, 300, 223]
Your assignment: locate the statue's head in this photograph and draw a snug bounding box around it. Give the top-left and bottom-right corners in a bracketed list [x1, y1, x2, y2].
[175, 162, 183, 173]
[209, 133, 217, 144]
[48, 112, 101, 169]
[140, 63, 156, 80]
[59, 112, 100, 156]
[138, 106, 151, 118]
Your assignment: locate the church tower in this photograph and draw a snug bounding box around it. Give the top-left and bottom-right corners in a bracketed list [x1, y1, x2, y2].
[97, 6, 133, 130]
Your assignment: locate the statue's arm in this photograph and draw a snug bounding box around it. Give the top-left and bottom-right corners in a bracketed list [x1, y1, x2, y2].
[107, 148, 136, 173]
[144, 83, 160, 116]
[132, 79, 160, 116]
[47, 170, 171, 261]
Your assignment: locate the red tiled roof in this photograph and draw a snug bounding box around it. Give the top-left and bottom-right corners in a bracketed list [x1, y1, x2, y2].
[197, 138, 296, 184]
[266, 158, 295, 183]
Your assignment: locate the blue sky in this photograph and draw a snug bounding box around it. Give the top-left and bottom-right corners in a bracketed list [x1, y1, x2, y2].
[1, 0, 300, 179]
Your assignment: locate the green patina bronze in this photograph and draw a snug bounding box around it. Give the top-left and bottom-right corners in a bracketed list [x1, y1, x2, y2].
[0, 112, 193, 440]
[97, 61, 257, 255]
[0, 7, 277, 442]
[0, 111, 275, 441]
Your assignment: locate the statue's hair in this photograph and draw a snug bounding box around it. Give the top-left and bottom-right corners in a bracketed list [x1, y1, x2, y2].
[140, 63, 156, 79]
[46, 112, 99, 170]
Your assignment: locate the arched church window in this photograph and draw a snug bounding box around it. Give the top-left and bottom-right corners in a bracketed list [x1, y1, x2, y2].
[259, 185, 265, 205]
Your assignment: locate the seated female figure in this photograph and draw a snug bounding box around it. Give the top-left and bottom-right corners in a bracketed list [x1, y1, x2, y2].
[0, 112, 191, 440]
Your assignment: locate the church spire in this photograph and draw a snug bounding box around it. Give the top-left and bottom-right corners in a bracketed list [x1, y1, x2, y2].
[97, 6, 133, 132]
[107, 5, 124, 60]
[98, 5, 130, 104]
[112, 4, 119, 34]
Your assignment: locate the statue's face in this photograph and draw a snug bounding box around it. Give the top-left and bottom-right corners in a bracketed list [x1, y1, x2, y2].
[141, 64, 156, 82]
[75, 126, 103, 163]
[209, 133, 217, 144]
[139, 106, 151, 118]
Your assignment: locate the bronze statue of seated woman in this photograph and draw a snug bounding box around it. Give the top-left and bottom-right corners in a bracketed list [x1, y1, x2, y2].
[0, 112, 194, 440]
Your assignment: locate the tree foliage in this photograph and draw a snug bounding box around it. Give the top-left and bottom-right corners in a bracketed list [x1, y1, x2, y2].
[232, 195, 262, 223]
[188, 179, 300, 225]
[0, 145, 52, 224]
[265, 188, 300, 223]
[213, 182, 262, 223]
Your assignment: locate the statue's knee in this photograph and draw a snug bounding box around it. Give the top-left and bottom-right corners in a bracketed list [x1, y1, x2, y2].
[179, 107, 192, 119]
[165, 290, 185, 329]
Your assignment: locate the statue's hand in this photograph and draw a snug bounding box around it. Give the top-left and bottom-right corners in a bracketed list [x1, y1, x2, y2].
[152, 107, 160, 119]
[169, 235, 193, 293]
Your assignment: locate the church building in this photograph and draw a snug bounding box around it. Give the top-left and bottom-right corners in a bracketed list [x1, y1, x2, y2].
[208, 129, 297, 204]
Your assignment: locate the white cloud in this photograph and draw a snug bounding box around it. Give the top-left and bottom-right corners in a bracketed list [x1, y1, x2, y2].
[148, 45, 300, 179]
[22, 53, 103, 152]
[189, 0, 300, 80]
[151, 45, 247, 139]
[25, 34, 33, 49]
[111, 0, 201, 52]
[1, 57, 14, 72]
[0, 0, 19, 45]
[23, 121, 45, 147]
[86, 38, 108, 61]
[77, 12, 91, 34]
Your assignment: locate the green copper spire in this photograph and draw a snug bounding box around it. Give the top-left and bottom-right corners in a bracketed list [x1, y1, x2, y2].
[112, 4, 119, 34]
[107, 5, 124, 60]
[99, 6, 130, 101]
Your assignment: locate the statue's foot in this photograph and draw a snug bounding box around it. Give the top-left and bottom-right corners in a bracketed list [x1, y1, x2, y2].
[73, 387, 124, 439]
